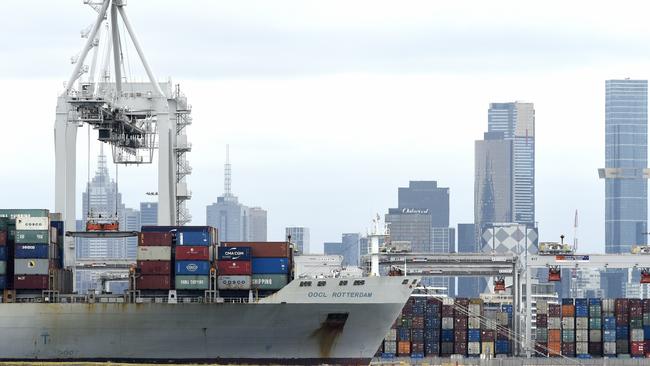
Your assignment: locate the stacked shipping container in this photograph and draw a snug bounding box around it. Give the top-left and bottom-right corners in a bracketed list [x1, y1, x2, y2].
[217, 247, 251, 290]
[222, 242, 291, 293]
[137, 232, 173, 290]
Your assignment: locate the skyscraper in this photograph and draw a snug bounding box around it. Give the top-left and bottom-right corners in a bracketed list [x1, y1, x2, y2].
[206, 146, 267, 243]
[600, 79, 648, 254]
[385, 208, 433, 252]
[475, 132, 513, 230]
[398, 181, 449, 227]
[457, 223, 480, 297]
[140, 202, 158, 227]
[599, 79, 648, 298]
[286, 227, 310, 255]
[488, 102, 535, 226]
[324, 234, 360, 267]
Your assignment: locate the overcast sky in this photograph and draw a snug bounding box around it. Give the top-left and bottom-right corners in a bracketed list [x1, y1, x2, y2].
[2, 0, 650, 253]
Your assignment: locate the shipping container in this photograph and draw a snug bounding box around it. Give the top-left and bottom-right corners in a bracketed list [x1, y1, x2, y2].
[0, 275, 5, 290]
[576, 317, 588, 329]
[537, 300, 548, 314]
[481, 341, 494, 356]
[383, 341, 397, 354]
[138, 232, 173, 246]
[136, 275, 171, 290]
[0, 261, 5, 275]
[548, 341, 562, 357]
[440, 342, 454, 356]
[589, 330, 602, 342]
[137, 260, 171, 275]
[14, 230, 49, 244]
[175, 260, 211, 276]
[217, 247, 251, 261]
[535, 342, 548, 357]
[548, 329, 561, 343]
[604, 341, 617, 356]
[548, 317, 561, 329]
[0, 246, 5, 261]
[14, 244, 48, 259]
[176, 275, 210, 290]
[177, 230, 213, 246]
[217, 275, 251, 290]
[468, 342, 480, 356]
[15, 216, 49, 231]
[252, 258, 289, 274]
[137, 246, 171, 261]
[14, 274, 48, 289]
[223, 242, 291, 258]
[397, 341, 410, 355]
[0, 231, 6, 246]
[0, 209, 49, 219]
[217, 260, 252, 275]
[176, 246, 212, 261]
[251, 274, 288, 290]
[14, 259, 49, 275]
[576, 342, 588, 355]
[441, 317, 454, 330]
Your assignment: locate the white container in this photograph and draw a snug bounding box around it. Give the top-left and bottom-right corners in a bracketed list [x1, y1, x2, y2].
[631, 328, 644, 342]
[137, 246, 171, 261]
[589, 330, 602, 342]
[14, 259, 49, 275]
[468, 317, 481, 329]
[576, 342, 589, 355]
[548, 317, 561, 329]
[468, 304, 481, 316]
[468, 342, 481, 355]
[217, 275, 251, 290]
[536, 300, 548, 314]
[496, 313, 509, 326]
[562, 317, 575, 329]
[575, 329, 588, 342]
[443, 298, 454, 305]
[385, 328, 397, 341]
[575, 317, 588, 329]
[603, 299, 615, 313]
[604, 341, 616, 355]
[384, 341, 397, 353]
[442, 317, 454, 329]
[16, 216, 49, 231]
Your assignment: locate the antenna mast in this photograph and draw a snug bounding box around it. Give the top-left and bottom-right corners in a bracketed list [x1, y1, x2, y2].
[224, 144, 232, 197]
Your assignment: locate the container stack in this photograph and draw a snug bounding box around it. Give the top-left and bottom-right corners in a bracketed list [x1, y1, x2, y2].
[0, 226, 6, 291]
[424, 298, 441, 356]
[644, 300, 650, 356]
[137, 231, 173, 290]
[497, 304, 513, 356]
[440, 297, 454, 357]
[175, 227, 217, 291]
[603, 298, 617, 357]
[14, 215, 55, 290]
[575, 298, 589, 357]
[223, 242, 291, 294]
[615, 298, 630, 356]
[382, 320, 398, 357]
[535, 300, 549, 357]
[467, 299, 482, 357]
[482, 305, 498, 357]
[216, 246, 251, 291]
[548, 303, 562, 357]
[454, 298, 469, 356]
[397, 298, 412, 356]
[410, 297, 426, 358]
[629, 298, 644, 357]
[561, 298, 576, 357]
[589, 298, 603, 357]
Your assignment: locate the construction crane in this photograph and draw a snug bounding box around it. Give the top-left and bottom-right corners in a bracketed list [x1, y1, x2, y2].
[55, 0, 193, 270]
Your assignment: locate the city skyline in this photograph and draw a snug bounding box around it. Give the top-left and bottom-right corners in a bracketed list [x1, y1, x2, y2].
[5, 1, 650, 252]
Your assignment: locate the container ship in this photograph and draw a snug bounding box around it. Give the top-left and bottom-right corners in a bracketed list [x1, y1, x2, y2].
[0, 209, 418, 365]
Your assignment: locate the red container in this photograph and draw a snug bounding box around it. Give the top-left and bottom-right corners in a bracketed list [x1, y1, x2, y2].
[136, 275, 171, 290]
[561, 304, 575, 317]
[535, 342, 549, 357]
[223, 242, 290, 258]
[0, 231, 6, 246]
[138, 261, 171, 275]
[217, 260, 252, 275]
[561, 342, 575, 357]
[454, 329, 468, 342]
[481, 330, 495, 341]
[138, 232, 172, 246]
[412, 316, 424, 329]
[14, 275, 48, 289]
[631, 341, 645, 356]
[549, 304, 561, 317]
[643, 299, 650, 313]
[427, 297, 442, 305]
[615, 298, 629, 314]
[411, 342, 424, 354]
[454, 317, 468, 329]
[176, 246, 211, 261]
[616, 313, 629, 326]
[441, 305, 454, 317]
[536, 314, 548, 327]
[453, 341, 467, 355]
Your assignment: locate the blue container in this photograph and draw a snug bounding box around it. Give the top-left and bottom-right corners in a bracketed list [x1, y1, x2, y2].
[604, 317, 616, 330]
[14, 244, 48, 259]
[381, 353, 395, 359]
[177, 231, 211, 246]
[616, 326, 629, 340]
[575, 298, 588, 307]
[644, 325, 650, 340]
[495, 340, 510, 354]
[0, 246, 6, 260]
[397, 327, 410, 341]
[468, 329, 481, 342]
[142, 225, 213, 232]
[562, 298, 575, 305]
[0, 276, 5, 290]
[252, 258, 289, 274]
[589, 298, 601, 306]
[441, 329, 454, 342]
[425, 342, 439, 356]
[424, 328, 440, 340]
[50, 220, 64, 236]
[175, 260, 211, 275]
[603, 330, 616, 342]
[411, 329, 424, 341]
[576, 306, 589, 317]
[425, 318, 441, 329]
[217, 247, 251, 261]
[501, 304, 513, 313]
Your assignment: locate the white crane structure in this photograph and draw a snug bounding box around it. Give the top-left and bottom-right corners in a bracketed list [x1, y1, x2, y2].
[54, 0, 192, 269]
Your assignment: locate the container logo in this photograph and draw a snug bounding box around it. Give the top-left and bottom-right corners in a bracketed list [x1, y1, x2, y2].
[186, 263, 198, 272]
[28, 260, 36, 268]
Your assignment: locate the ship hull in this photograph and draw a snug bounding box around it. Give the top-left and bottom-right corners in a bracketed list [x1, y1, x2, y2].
[0, 276, 417, 365]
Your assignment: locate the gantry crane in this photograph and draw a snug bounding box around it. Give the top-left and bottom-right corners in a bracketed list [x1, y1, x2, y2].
[54, 0, 192, 269]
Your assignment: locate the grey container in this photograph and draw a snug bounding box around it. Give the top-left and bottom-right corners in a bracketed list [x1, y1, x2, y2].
[0, 261, 5, 275]
[576, 342, 589, 355]
[561, 317, 575, 329]
[589, 330, 602, 342]
[548, 317, 561, 329]
[602, 299, 615, 313]
[385, 328, 397, 341]
[575, 317, 588, 329]
[496, 313, 509, 326]
[468, 317, 481, 329]
[442, 317, 454, 330]
[631, 328, 644, 342]
[604, 341, 616, 355]
[468, 342, 481, 355]
[575, 329, 588, 342]
[383, 341, 396, 353]
[14, 230, 49, 244]
[14, 259, 49, 275]
[536, 300, 548, 315]
[535, 328, 548, 341]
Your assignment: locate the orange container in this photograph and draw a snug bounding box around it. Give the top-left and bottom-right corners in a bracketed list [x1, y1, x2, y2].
[561, 305, 575, 317]
[548, 329, 561, 343]
[398, 341, 411, 355]
[548, 341, 562, 357]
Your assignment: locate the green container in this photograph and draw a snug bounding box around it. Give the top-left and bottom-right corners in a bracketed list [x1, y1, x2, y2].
[562, 329, 575, 342]
[589, 305, 601, 317]
[589, 317, 602, 329]
[0, 209, 49, 219]
[630, 318, 643, 329]
[643, 313, 650, 326]
[0, 261, 5, 275]
[14, 230, 50, 244]
[251, 274, 288, 290]
[175, 275, 209, 290]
